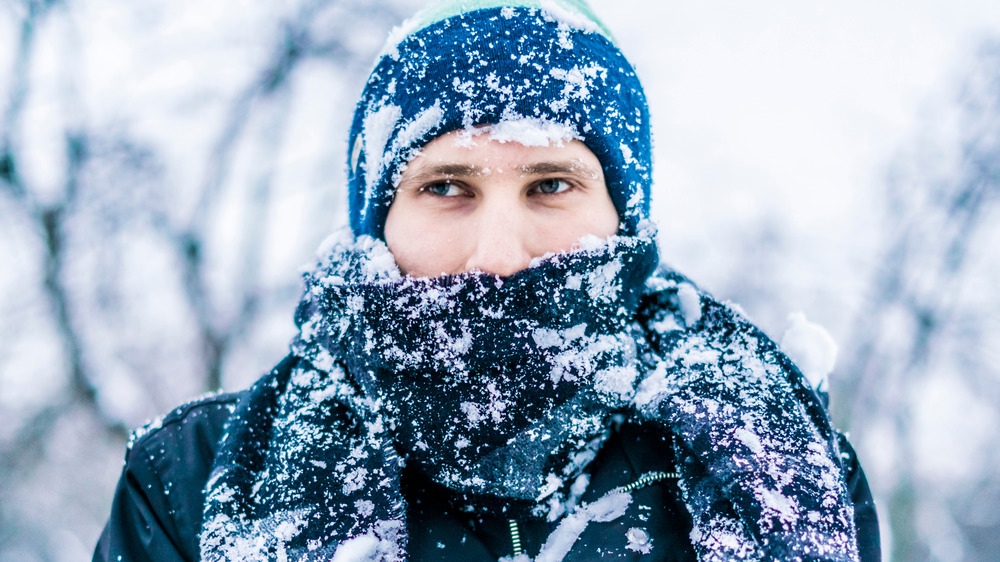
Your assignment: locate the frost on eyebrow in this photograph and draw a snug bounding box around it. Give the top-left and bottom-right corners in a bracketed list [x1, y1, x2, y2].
[398, 164, 485, 188]
[518, 160, 602, 180]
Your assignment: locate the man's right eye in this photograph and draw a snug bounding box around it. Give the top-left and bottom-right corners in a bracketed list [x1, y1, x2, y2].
[424, 181, 462, 197]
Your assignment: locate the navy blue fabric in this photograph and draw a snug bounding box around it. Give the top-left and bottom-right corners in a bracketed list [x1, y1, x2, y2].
[347, 6, 652, 238]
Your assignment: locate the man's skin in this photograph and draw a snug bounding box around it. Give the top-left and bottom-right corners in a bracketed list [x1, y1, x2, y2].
[385, 128, 619, 277]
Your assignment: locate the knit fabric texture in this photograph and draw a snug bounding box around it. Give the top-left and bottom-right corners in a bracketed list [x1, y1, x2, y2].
[347, 1, 652, 238]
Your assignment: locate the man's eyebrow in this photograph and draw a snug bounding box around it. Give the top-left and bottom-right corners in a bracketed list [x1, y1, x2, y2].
[401, 161, 602, 184]
[519, 161, 601, 177]
[402, 164, 482, 183]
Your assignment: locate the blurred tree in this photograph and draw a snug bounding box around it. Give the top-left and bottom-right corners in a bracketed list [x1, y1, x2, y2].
[0, 0, 414, 558]
[834, 39, 1000, 561]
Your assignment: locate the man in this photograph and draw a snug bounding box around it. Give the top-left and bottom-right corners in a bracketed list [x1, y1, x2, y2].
[95, 1, 879, 560]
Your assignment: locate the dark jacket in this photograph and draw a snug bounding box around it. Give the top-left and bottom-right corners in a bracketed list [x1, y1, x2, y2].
[94, 375, 879, 561]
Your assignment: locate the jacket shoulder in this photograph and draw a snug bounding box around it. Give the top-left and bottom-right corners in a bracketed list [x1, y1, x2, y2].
[127, 391, 242, 452]
[95, 391, 245, 562]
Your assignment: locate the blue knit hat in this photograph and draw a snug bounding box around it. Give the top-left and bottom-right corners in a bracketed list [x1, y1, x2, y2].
[347, 0, 652, 239]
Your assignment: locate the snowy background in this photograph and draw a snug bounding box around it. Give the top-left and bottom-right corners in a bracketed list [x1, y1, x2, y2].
[2, 0, 999, 560]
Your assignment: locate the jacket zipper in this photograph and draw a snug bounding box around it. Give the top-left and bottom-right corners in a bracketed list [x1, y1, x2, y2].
[508, 519, 524, 556]
[507, 471, 680, 557]
[613, 470, 680, 494]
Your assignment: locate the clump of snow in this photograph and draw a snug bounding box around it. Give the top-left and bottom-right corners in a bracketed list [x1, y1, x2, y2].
[733, 427, 764, 455]
[676, 283, 702, 327]
[539, 0, 601, 34]
[361, 103, 402, 218]
[625, 527, 652, 554]
[585, 259, 622, 303]
[460, 401, 483, 425]
[342, 467, 368, 494]
[386, 103, 446, 191]
[314, 228, 355, 262]
[780, 311, 837, 389]
[757, 487, 801, 532]
[649, 313, 682, 334]
[331, 533, 379, 562]
[550, 64, 606, 100]
[536, 491, 632, 562]
[635, 219, 657, 238]
[394, 102, 444, 154]
[307, 231, 402, 286]
[625, 187, 644, 214]
[567, 473, 590, 509]
[688, 515, 757, 558]
[128, 414, 165, 451]
[454, 118, 581, 148]
[380, 13, 423, 61]
[355, 500, 375, 519]
[536, 473, 565, 501]
[532, 323, 586, 349]
[354, 235, 401, 281]
[574, 236, 604, 254]
[632, 361, 669, 410]
[594, 365, 640, 401]
[350, 135, 363, 172]
[274, 518, 304, 542]
[620, 142, 634, 165]
[528, 234, 613, 268]
[488, 117, 580, 146]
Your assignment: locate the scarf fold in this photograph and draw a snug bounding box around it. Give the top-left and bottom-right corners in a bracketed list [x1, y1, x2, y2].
[200, 228, 860, 561]
[632, 272, 857, 560]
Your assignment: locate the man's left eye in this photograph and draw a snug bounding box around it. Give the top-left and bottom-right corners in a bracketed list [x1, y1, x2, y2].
[425, 181, 462, 197]
[536, 179, 571, 194]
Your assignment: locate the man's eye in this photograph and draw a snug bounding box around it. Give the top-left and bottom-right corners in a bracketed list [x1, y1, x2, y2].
[425, 181, 462, 197]
[535, 178, 571, 195]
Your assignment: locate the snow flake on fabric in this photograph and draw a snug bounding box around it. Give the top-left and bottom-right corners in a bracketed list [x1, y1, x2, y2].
[625, 526, 653, 554]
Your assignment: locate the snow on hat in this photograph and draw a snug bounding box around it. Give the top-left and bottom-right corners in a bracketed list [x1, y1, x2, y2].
[347, 0, 652, 239]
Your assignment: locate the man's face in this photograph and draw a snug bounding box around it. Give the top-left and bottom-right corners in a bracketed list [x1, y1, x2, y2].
[384, 129, 619, 277]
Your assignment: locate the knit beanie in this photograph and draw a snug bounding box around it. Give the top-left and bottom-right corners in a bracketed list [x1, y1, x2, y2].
[347, 0, 652, 239]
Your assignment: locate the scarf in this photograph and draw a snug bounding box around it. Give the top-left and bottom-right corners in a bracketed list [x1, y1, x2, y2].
[199, 228, 860, 561]
[337, 232, 657, 517]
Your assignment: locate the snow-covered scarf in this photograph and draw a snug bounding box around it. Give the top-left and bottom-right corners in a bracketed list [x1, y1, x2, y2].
[200, 228, 860, 561]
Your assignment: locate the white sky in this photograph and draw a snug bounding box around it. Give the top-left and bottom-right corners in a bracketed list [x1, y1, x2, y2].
[592, 0, 1000, 288]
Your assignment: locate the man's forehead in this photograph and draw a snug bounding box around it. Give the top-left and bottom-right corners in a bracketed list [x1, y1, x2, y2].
[404, 159, 602, 179]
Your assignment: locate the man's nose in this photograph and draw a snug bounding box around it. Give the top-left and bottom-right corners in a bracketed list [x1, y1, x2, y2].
[462, 204, 532, 277]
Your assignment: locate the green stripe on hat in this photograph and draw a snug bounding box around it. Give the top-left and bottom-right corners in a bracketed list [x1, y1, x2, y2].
[385, 0, 616, 54]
